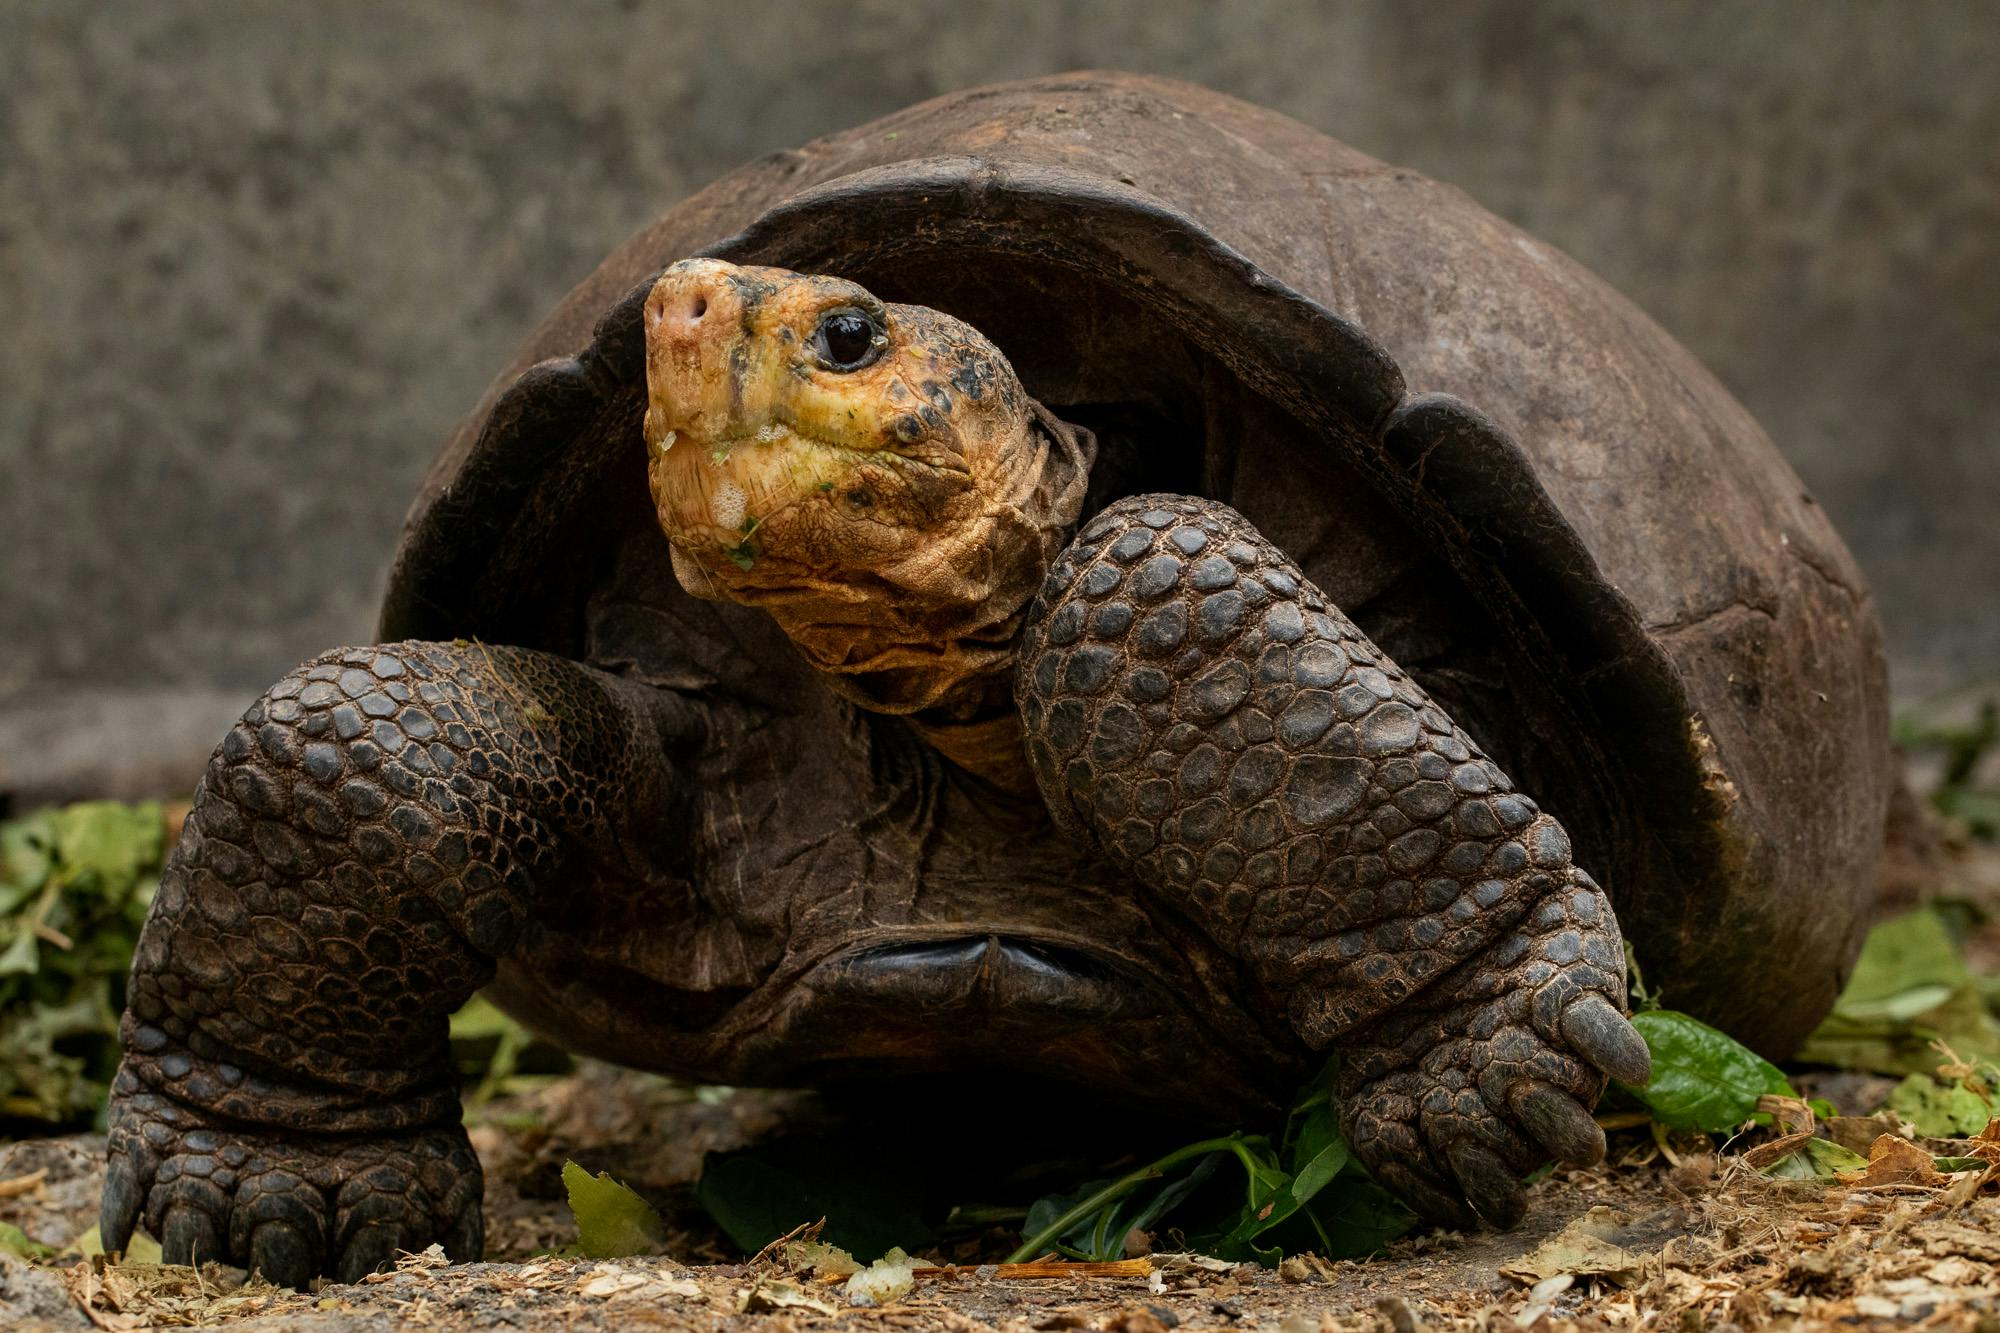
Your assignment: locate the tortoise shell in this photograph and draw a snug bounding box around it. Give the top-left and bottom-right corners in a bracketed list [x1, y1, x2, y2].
[381, 72, 1889, 1059]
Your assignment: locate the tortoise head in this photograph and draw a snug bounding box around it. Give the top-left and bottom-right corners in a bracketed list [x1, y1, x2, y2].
[642, 259, 1092, 765]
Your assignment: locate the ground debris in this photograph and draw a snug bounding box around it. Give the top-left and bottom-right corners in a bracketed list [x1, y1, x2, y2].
[12, 1115, 2000, 1330]
[1497, 1205, 1685, 1287]
[58, 1256, 308, 1329]
[741, 1274, 840, 1314]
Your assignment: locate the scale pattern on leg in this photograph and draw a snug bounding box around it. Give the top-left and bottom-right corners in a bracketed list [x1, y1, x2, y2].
[1333, 867, 1633, 1227]
[105, 641, 664, 1283]
[1018, 495, 1648, 1225]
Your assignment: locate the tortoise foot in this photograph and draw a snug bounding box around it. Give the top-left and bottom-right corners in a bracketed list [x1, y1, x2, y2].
[100, 639, 683, 1285]
[1021, 494, 1651, 1227]
[1337, 867, 1647, 1230]
[103, 1071, 481, 1286]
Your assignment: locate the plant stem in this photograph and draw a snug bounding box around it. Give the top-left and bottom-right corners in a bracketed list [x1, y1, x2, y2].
[1003, 1136, 1245, 1265]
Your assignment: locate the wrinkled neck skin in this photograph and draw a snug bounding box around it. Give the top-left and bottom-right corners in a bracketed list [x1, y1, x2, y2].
[676, 406, 1092, 788]
[641, 260, 1095, 792]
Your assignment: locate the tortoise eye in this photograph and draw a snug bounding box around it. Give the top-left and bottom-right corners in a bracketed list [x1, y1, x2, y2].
[813, 307, 885, 372]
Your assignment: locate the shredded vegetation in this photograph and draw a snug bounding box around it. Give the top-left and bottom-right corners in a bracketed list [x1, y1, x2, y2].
[0, 802, 167, 1129]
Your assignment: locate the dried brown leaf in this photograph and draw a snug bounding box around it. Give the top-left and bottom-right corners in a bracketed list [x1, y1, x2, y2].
[0, 1168, 49, 1198]
[1825, 1115, 1908, 1155]
[1837, 1134, 1946, 1189]
[1497, 1206, 1667, 1286]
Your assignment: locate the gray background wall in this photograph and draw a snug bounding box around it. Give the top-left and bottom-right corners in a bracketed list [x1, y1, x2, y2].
[3, 0, 1996, 805]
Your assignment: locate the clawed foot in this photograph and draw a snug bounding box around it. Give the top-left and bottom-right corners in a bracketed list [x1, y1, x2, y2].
[1339, 869, 1649, 1229]
[103, 1082, 482, 1286]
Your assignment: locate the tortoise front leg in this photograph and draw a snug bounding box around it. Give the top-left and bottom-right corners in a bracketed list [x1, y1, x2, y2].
[1017, 495, 1649, 1229]
[103, 641, 678, 1284]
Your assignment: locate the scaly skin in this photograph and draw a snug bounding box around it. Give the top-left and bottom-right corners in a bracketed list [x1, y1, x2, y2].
[1017, 496, 1649, 1226]
[110, 262, 1652, 1276]
[643, 263, 1651, 1224]
[104, 642, 676, 1284]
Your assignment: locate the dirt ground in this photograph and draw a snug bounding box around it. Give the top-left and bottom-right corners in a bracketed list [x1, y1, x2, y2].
[5, 1069, 2000, 1331]
[3, 847, 1998, 1330]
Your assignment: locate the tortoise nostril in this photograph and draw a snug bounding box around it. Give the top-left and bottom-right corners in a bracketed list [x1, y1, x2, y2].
[690, 296, 707, 319]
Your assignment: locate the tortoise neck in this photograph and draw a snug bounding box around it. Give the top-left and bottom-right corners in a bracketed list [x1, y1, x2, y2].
[783, 404, 1094, 790]
[908, 709, 1039, 796]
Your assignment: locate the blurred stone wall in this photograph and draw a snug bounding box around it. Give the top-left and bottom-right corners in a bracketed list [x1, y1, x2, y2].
[2, 0, 1995, 804]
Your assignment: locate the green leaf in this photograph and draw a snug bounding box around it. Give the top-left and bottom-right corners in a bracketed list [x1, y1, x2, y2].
[1011, 1135, 1254, 1265]
[1286, 1098, 1351, 1202]
[1885, 1073, 1998, 1137]
[1280, 1101, 1416, 1261]
[1624, 1010, 1794, 1132]
[1831, 908, 1970, 1015]
[1121, 1153, 1224, 1249]
[1198, 1143, 1298, 1265]
[1760, 1137, 1869, 1179]
[1015, 1117, 1405, 1270]
[1935, 788, 2000, 839]
[0, 1222, 57, 1261]
[0, 812, 56, 897]
[1299, 1168, 1419, 1257]
[52, 802, 162, 883]
[1207, 1231, 1282, 1267]
[1801, 989, 2000, 1076]
[1797, 908, 2000, 1075]
[696, 1142, 931, 1263]
[1011, 1115, 1408, 1269]
[0, 801, 174, 1128]
[72, 1225, 163, 1264]
[449, 994, 565, 1105]
[1021, 1150, 1226, 1263]
[561, 1160, 669, 1259]
[1021, 1180, 1096, 1256]
[0, 921, 40, 977]
[448, 994, 520, 1041]
[1933, 1156, 1992, 1172]
[1200, 1133, 1406, 1267]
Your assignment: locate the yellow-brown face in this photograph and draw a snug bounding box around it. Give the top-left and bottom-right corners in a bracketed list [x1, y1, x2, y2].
[644, 259, 1032, 593]
[642, 259, 1091, 726]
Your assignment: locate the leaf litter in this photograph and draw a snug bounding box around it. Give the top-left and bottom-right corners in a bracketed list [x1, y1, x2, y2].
[12, 1066, 2000, 1330]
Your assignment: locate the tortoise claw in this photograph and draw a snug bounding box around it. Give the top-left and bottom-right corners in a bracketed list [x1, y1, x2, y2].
[161, 1199, 225, 1268]
[1515, 1081, 1608, 1165]
[337, 1223, 403, 1286]
[1560, 995, 1652, 1086]
[101, 1152, 142, 1259]
[443, 1196, 484, 1266]
[1373, 1161, 1478, 1232]
[1445, 1142, 1527, 1229]
[249, 1220, 316, 1290]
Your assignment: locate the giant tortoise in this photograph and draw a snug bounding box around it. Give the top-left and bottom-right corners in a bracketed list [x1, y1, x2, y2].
[104, 73, 1890, 1284]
